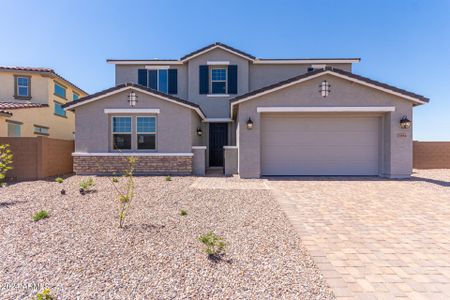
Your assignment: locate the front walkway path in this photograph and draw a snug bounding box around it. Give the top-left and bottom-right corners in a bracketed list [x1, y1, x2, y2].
[267, 170, 450, 300]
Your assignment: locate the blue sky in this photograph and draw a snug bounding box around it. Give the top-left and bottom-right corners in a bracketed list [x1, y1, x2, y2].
[0, 0, 449, 140]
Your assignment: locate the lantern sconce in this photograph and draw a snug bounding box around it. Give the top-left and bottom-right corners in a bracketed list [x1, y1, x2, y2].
[400, 116, 412, 129]
[247, 117, 254, 130]
[196, 127, 203, 136]
[319, 80, 331, 98]
[128, 91, 138, 107]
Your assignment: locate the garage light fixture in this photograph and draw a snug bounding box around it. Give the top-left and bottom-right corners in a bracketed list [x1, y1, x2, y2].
[128, 91, 138, 107]
[400, 116, 412, 129]
[319, 80, 331, 98]
[247, 117, 254, 130]
[196, 127, 203, 136]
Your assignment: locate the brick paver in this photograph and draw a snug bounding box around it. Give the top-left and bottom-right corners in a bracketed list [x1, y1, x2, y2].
[267, 170, 450, 299]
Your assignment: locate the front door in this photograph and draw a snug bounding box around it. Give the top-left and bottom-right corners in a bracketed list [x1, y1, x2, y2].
[209, 123, 228, 167]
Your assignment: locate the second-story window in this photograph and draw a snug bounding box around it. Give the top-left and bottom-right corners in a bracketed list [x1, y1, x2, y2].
[73, 92, 79, 101]
[210, 67, 227, 94]
[138, 69, 177, 95]
[54, 82, 67, 99]
[15, 76, 31, 98]
[54, 101, 66, 117]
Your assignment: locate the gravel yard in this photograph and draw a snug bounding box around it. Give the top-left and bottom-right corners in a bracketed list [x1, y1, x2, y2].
[0, 175, 333, 299]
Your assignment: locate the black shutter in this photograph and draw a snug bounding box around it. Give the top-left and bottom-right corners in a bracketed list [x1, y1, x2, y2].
[199, 65, 209, 94]
[148, 70, 157, 90]
[138, 69, 147, 86]
[168, 69, 178, 94]
[227, 65, 238, 94]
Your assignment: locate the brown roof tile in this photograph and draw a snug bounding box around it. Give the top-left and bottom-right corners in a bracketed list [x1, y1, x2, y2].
[0, 102, 49, 110]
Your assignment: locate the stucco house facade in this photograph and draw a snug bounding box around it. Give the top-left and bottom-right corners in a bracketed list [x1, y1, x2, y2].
[0, 66, 87, 140]
[64, 42, 428, 178]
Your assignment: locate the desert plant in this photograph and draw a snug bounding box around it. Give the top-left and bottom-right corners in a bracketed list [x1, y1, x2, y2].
[180, 209, 188, 216]
[55, 177, 64, 184]
[0, 144, 13, 184]
[165, 175, 172, 181]
[33, 210, 49, 222]
[110, 157, 137, 228]
[32, 288, 56, 300]
[112, 177, 119, 183]
[199, 231, 226, 257]
[79, 177, 95, 194]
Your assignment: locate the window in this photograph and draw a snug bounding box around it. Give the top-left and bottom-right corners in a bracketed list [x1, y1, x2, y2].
[7, 122, 21, 137]
[15, 76, 30, 98]
[73, 93, 79, 101]
[54, 82, 66, 98]
[210, 67, 227, 94]
[138, 69, 177, 94]
[54, 101, 66, 117]
[112, 116, 132, 150]
[137, 116, 156, 150]
[34, 125, 49, 135]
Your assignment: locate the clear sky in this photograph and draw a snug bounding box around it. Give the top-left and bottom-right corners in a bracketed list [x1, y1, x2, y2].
[0, 0, 449, 140]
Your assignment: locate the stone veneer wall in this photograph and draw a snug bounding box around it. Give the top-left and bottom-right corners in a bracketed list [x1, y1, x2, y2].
[73, 155, 192, 175]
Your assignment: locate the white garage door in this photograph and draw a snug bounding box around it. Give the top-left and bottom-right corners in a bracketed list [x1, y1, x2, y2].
[261, 114, 380, 176]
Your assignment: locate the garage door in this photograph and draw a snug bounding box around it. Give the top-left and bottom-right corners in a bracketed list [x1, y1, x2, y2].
[261, 114, 380, 175]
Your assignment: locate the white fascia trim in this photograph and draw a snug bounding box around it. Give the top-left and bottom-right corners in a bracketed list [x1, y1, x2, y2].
[104, 108, 160, 114]
[253, 59, 361, 64]
[192, 146, 207, 150]
[202, 118, 233, 123]
[257, 106, 396, 113]
[64, 86, 206, 120]
[72, 152, 193, 157]
[223, 146, 238, 149]
[181, 45, 255, 62]
[207, 61, 230, 65]
[207, 94, 230, 98]
[107, 60, 183, 65]
[145, 65, 170, 70]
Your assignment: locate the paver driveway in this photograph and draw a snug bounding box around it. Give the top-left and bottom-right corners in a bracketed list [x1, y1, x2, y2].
[267, 170, 450, 300]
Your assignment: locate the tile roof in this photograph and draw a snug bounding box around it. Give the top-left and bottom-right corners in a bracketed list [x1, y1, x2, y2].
[0, 110, 12, 116]
[0, 66, 88, 95]
[230, 67, 429, 104]
[0, 102, 49, 110]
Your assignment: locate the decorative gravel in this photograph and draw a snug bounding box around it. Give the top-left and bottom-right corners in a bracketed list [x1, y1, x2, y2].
[0, 176, 334, 299]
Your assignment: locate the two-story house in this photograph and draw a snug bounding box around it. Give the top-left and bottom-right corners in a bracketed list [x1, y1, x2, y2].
[0, 66, 87, 139]
[63, 42, 428, 178]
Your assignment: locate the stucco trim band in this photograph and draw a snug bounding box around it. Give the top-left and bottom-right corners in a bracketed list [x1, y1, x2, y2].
[192, 146, 207, 150]
[256, 106, 396, 113]
[104, 108, 160, 114]
[72, 152, 193, 157]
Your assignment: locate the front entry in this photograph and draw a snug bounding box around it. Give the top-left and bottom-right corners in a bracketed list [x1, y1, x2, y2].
[209, 123, 228, 167]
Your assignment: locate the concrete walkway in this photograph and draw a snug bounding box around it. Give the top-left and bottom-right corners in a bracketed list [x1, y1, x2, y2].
[267, 170, 450, 300]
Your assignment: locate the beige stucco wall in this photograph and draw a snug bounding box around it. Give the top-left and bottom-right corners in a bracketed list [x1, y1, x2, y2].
[236, 74, 414, 178]
[0, 70, 86, 139]
[73, 88, 199, 153]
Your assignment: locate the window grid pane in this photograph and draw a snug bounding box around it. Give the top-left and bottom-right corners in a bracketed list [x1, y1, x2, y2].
[137, 117, 156, 133]
[54, 102, 66, 116]
[34, 126, 49, 134]
[73, 93, 79, 101]
[17, 77, 29, 96]
[158, 70, 168, 93]
[54, 83, 66, 98]
[7, 123, 21, 137]
[112, 117, 131, 133]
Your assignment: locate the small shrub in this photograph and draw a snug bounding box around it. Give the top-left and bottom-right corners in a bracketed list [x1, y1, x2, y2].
[112, 177, 119, 183]
[180, 209, 188, 216]
[0, 144, 13, 184]
[165, 175, 172, 181]
[80, 177, 95, 194]
[32, 288, 56, 300]
[33, 210, 49, 222]
[199, 231, 226, 257]
[55, 177, 64, 184]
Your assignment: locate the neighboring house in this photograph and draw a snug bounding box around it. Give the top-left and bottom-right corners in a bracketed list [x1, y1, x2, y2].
[64, 42, 429, 178]
[0, 66, 87, 140]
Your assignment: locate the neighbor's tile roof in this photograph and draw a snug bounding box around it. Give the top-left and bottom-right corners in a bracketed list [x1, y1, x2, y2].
[0, 66, 87, 95]
[0, 110, 12, 116]
[230, 67, 429, 104]
[0, 102, 49, 110]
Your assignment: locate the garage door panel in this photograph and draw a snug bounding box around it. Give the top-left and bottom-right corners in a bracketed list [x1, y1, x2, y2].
[261, 115, 380, 176]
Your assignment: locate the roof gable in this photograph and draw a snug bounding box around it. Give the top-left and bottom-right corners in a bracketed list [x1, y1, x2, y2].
[63, 83, 205, 119]
[180, 42, 256, 62]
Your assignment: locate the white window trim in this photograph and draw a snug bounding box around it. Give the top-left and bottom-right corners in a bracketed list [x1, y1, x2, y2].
[145, 65, 170, 70]
[112, 116, 132, 150]
[17, 76, 30, 97]
[136, 116, 157, 151]
[210, 66, 227, 95]
[207, 61, 230, 65]
[104, 109, 160, 114]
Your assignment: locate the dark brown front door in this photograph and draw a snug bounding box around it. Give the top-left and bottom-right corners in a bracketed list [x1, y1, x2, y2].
[209, 123, 228, 167]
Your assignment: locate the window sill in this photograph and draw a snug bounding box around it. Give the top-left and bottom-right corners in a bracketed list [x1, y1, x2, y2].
[14, 95, 32, 100]
[207, 94, 230, 98]
[54, 113, 67, 118]
[34, 132, 49, 136]
[53, 93, 67, 100]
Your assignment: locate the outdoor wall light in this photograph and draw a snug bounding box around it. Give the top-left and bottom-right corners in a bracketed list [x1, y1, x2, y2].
[319, 80, 331, 98]
[128, 91, 138, 107]
[400, 116, 412, 129]
[196, 127, 203, 136]
[247, 117, 254, 130]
